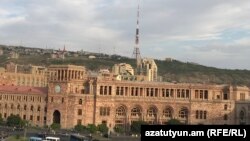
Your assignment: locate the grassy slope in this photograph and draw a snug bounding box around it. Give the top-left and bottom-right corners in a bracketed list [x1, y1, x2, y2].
[1, 45, 250, 86]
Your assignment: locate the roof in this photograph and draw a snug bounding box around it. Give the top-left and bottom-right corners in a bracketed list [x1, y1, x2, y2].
[0, 85, 48, 95]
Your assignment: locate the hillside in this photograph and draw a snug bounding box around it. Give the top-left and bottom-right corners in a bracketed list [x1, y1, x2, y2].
[0, 45, 250, 86]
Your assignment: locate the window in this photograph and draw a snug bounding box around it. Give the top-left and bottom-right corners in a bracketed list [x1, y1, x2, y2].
[204, 90, 208, 99]
[100, 86, 103, 95]
[61, 98, 64, 103]
[78, 109, 82, 115]
[224, 104, 228, 110]
[100, 107, 110, 116]
[31, 105, 34, 111]
[116, 106, 126, 117]
[196, 110, 199, 119]
[200, 90, 203, 99]
[240, 93, 245, 101]
[223, 93, 228, 100]
[195, 110, 207, 119]
[179, 108, 188, 119]
[79, 99, 83, 105]
[30, 115, 33, 121]
[204, 111, 207, 119]
[147, 107, 157, 117]
[195, 90, 199, 99]
[224, 114, 228, 120]
[77, 119, 82, 125]
[37, 116, 40, 121]
[131, 107, 141, 117]
[38, 106, 41, 112]
[24, 105, 27, 110]
[163, 108, 172, 118]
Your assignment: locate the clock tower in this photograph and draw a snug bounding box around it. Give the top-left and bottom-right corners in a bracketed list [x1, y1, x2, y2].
[47, 65, 89, 128]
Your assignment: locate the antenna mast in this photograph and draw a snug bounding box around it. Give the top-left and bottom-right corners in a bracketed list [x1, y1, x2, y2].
[132, 0, 142, 72]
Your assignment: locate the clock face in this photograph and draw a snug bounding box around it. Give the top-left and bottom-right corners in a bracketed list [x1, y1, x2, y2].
[55, 85, 61, 93]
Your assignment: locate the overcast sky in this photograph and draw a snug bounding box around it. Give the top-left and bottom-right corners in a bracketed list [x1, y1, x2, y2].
[0, 0, 250, 70]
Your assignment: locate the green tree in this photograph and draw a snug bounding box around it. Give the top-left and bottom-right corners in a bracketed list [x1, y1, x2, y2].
[130, 120, 148, 134]
[87, 124, 97, 133]
[114, 125, 125, 134]
[74, 124, 86, 132]
[97, 123, 109, 134]
[166, 119, 183, 125]
[50, 123, 61, 130]
[6, 114, 22, 127]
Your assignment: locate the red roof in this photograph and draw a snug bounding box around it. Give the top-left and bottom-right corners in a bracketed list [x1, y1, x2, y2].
[0, 85, 48, 95]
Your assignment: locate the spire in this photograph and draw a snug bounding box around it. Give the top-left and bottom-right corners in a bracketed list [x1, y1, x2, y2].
[132, 0, 142, 73]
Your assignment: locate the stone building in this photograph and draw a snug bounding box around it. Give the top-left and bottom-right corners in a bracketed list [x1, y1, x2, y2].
[0, 64, 249, 130]
[1, 63, 48, 87]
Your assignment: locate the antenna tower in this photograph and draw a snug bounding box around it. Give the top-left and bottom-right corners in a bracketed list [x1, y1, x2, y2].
[132, 0, 142, 72]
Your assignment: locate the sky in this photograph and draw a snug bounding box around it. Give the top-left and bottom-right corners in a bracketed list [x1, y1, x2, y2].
[0, 0, 250, 70]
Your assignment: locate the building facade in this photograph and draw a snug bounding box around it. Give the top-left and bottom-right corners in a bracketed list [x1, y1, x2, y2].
[0, 65, 249, 130]
[0, 63, 48, 87]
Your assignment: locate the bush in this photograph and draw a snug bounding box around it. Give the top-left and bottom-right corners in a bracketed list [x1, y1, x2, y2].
[87, 124, 97, 133]
[74, 124, 86, 132]
[166, 119, 183, 125]
[7, 114, 23, 127]
[97, 124, 108, 134]
[50, 123, 61, 130]
[114, 125, 125, 134]
[130, 120, 148, 134]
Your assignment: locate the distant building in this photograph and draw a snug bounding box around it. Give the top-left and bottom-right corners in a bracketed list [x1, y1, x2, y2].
[9, 51, 19, 59]
[141, 58, 158, 81]
[2, 63, 48, 87]
[165, 57, 174, 62]
[88, 55, 96, 59]
[0, 49, 3, 56]
[51, 46, 67, 59]
[112, 63, 134, 76]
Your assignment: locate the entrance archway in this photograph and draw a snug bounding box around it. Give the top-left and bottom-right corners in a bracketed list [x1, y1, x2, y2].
[53, 110, 61, 124]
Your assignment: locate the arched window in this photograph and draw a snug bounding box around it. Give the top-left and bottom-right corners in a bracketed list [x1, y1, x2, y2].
[131, 107, 142, 117]
[17, 104, 20, 110]
[147, 107, 157, 117]
[31, 105, 34, 111]
[37, 106, 41, 112]
[11, 104, 14, 109]
[163, 107, 173, 118]
[24, 105, 27, 110]
[116, 106, 126, 117]
[179, 108, 188, 119]
[5, 104, 7, 109]
[239, 110, 245, 121]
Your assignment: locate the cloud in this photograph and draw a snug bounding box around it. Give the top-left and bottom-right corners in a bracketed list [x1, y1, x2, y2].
[0, 0, 250, 69]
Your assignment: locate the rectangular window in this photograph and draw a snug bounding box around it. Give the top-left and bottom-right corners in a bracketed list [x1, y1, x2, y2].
[100, 107, 110, 116]
[30, 115, 33, 121]
[195, 90, 199, 99]
[177, 89, 180, 98]
[240, 93, 245, 101]
[37, 116, 40, 121]
[78, 109, 82, 115]
[204, 90, 208, 99]
[223, 93, 228, 100]
[100, 86, 103, 95]
[77, 119, 82, 125]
